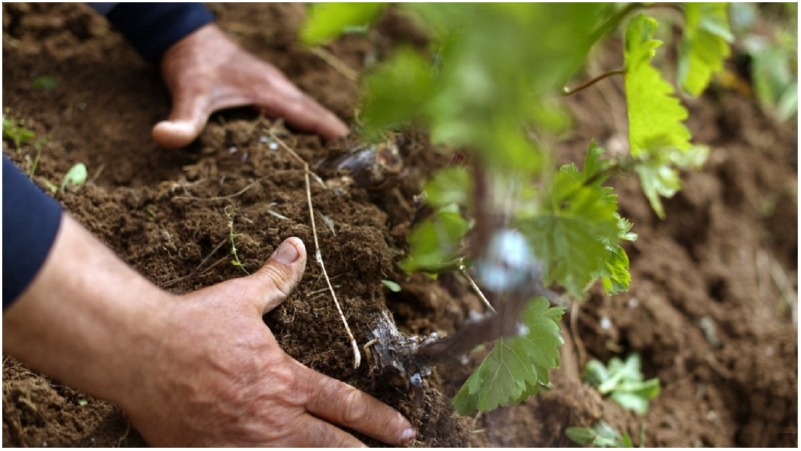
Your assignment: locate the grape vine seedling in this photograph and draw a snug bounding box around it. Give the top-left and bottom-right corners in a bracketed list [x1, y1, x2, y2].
[301, 2, 732, 415]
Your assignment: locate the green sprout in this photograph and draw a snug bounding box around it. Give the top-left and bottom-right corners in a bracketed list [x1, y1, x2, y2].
[59, 163, 88, 193]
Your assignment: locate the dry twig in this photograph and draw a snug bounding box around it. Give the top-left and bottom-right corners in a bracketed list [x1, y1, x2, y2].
[309, 46, 359, 82]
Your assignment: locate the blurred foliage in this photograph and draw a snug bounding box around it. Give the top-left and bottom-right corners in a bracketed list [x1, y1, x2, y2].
[301, 2, 732, 416]
[729, 3, 797, 122]
[566, 421, 641, 448]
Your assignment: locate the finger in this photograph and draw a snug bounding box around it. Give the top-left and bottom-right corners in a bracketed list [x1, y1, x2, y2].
[152, 86, 211, 149]
[244, 237, 308, 314]
[283, 413, 366, 448]
[301, 367, 416, 446]
[257, 91, 350, 140]
[248, 69, 349, 139]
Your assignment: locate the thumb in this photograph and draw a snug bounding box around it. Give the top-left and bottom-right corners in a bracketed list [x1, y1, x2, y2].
[246, 237, 308, 315]
[152, 89, 210, 149]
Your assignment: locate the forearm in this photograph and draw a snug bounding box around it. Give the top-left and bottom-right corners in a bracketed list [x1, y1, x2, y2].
[2, 214, 172, 406]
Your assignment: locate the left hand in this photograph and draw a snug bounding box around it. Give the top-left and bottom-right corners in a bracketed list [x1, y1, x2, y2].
[153, 24, 349, 148]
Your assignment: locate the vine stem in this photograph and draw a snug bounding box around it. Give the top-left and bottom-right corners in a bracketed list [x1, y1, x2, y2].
[562, 68, 626, 96]
[269, 130, 362, 369]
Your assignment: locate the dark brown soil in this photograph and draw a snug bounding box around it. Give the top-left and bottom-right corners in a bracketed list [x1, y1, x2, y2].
[3, 3, 797, 447]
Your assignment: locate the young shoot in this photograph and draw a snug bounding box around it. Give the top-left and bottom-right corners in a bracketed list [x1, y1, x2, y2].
[59, 163, 88, 193]
[225, 206, 249, 274]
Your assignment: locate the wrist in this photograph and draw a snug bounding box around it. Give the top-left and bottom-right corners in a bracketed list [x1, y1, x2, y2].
[2, 214, 174, 407]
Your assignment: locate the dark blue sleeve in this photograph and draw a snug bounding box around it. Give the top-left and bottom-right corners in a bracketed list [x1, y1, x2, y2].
[3, 155, 63, 309]
[98, 3, 215, 63]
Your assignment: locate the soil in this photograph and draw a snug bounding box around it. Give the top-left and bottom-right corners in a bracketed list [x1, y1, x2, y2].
[2, 3, 797, 448]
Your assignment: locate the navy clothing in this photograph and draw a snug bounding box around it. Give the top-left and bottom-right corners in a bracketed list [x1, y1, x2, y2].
[103, 3, 214, 63]
[2, 156, 63, 308]
[2, 3, 214, 308]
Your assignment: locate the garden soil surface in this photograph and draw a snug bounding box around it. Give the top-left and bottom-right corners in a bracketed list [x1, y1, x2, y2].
[2, 3, 797, 447]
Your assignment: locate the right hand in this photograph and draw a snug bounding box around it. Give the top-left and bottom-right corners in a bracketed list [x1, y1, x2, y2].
[122, 237, 416, 447]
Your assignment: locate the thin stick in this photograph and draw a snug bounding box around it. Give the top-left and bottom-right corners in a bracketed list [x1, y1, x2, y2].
[459, 260, 496, 314]
[269, 131, 362, 369]
[162, 237, 228, 288]
[173, 181, 256, 202]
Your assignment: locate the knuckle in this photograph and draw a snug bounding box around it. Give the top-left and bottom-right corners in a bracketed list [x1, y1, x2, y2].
[342, 387, 368, 425]
[256, 264, 292, 298]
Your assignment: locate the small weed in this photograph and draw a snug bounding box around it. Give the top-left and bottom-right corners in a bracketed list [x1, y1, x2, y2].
[32, 75, 58, 90]
[583, 353, 660, 415]
[59, 163, 88, 193]
[566, 421, 644, 448]
[225, 206, 249, 274]
[2, 116, 36, 149]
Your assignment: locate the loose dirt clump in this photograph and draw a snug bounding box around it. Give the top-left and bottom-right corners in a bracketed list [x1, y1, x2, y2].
[3, 3, 796, 447]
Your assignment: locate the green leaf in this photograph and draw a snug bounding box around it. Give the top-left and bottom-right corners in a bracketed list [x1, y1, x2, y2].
[361, 47, 435, 138]
[624, 14, 699, 218]
[599, 215, 636, 295]
[625, 14, 692, 158]
[521, 147, 623, 298]
[2, 117, 36, 148]
[300, 3, 385, 46]
[583, 353, 661, 415]
[381, 279, 401, 292]
[679, 3, 733, 97]
[566, 421, 627, 448]
[32, 75, 59, 90]
[452, 297, 563, 415]
[59, 163, 87, 192]
[400, 204, 469, 274]
[423, 166, 472, 209]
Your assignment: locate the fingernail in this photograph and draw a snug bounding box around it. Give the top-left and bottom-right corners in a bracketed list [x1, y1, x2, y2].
[400, 428, 416, 445]
[274, 240, 300, 263]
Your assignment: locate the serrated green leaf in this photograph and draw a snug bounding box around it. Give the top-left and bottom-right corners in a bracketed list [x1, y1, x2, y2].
[625, 14, 699, 218]
[300, 3, 385, 46]
[401, 204, 469, 273]
[453, 297, 563, 415]
[521, 148, 622, 298]
[679, 3, 733, 97]
[625, 14, 692, 158]
[423, 166, 472, 209]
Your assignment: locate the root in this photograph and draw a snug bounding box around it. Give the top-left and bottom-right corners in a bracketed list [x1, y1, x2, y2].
[161, 237, 228, 288]
[268, 129, 362, 369]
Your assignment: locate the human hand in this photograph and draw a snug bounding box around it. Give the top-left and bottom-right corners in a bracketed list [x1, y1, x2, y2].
[3, 215, 413, 447]
[123, 237, 415, 446]
[153, 24, 349, 148]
